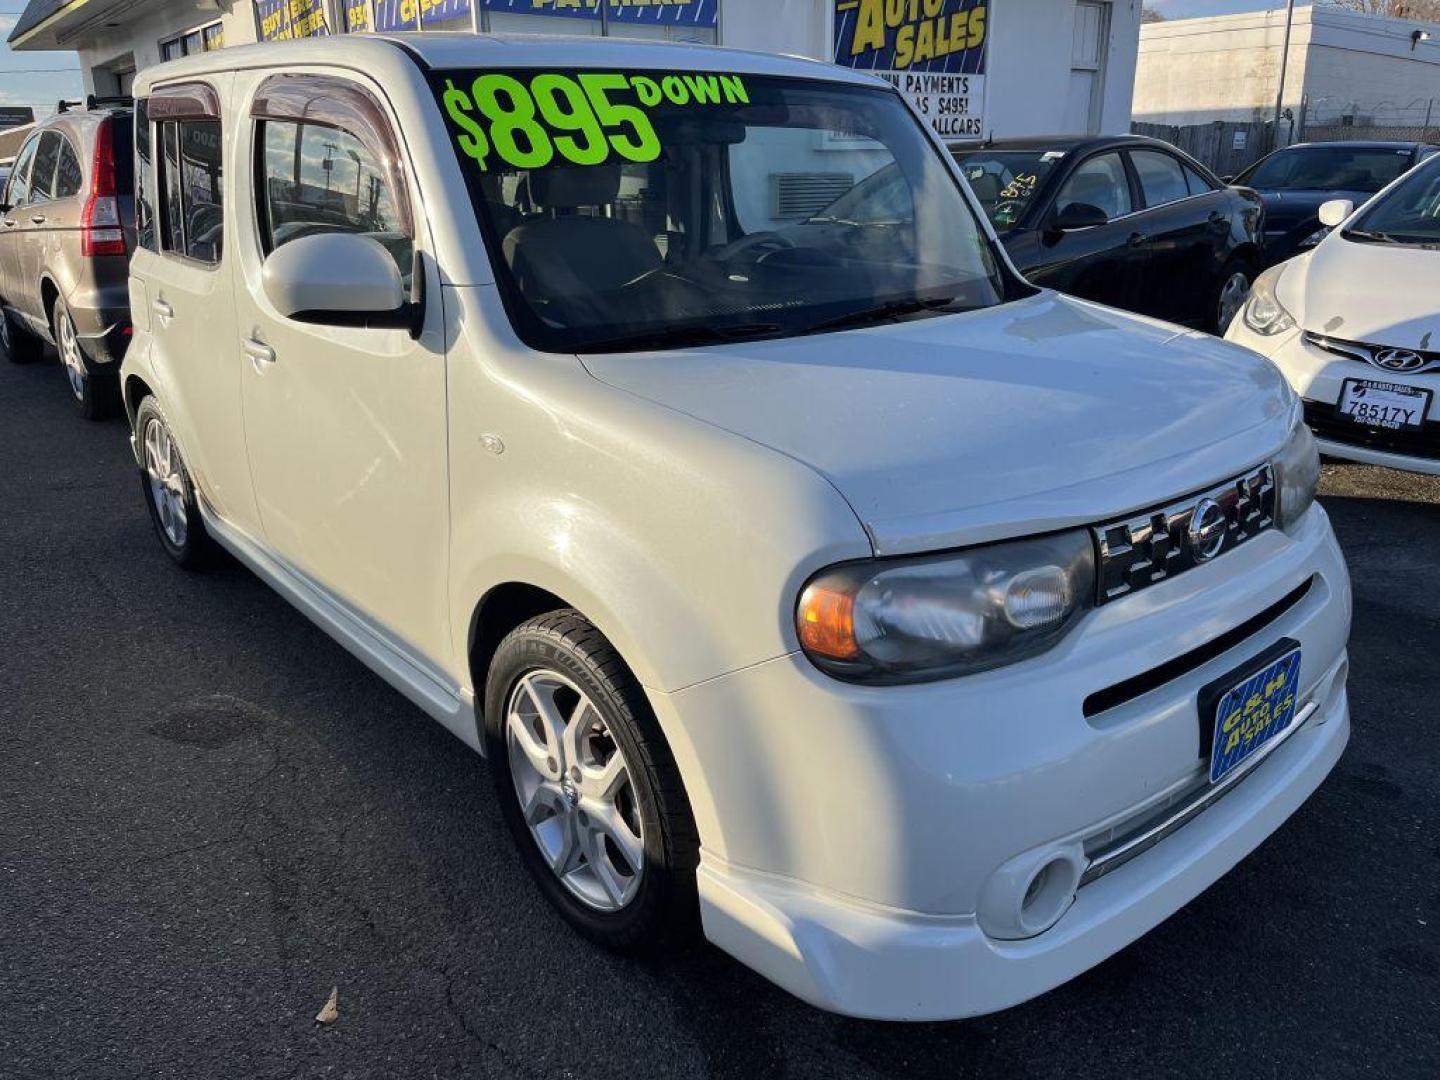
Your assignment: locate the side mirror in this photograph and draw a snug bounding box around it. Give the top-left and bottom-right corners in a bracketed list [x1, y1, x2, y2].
[1049, 202, 1109, 233]
[1318, 198, 1354, 228]
[261, 232, 422, 337]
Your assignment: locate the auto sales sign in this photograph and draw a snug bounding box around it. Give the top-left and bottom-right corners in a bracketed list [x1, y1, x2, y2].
[833, 0, 987, 142]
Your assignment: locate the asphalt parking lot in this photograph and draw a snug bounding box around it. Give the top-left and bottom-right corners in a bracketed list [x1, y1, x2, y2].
[2, 350, 1437, 1080]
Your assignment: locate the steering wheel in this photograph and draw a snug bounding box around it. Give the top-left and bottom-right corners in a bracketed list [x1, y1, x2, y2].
[714, 231, 798, 264]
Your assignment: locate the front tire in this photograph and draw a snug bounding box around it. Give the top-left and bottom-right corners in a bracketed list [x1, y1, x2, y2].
[484, 610, 700, 952]
[1213, 259, 1254, 334]
[54, 296, 118, 420]
[135, 396, 213, 569]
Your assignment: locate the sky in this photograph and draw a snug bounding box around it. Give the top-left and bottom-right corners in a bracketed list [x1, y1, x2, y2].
[1147, 0, 1310, 17]
[0, 9, 86, 123]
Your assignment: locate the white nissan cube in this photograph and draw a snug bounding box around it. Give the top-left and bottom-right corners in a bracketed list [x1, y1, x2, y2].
[121, 35, 1350, 1020]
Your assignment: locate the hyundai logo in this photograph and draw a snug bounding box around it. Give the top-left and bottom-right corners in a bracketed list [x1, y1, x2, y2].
[1186, 498, 1227, 562]
[1372, 347, 1427, 373]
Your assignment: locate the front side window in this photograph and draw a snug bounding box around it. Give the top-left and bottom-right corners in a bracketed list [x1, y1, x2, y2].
[5, 136, 38, 207]
[1055, 152, 1131, 221]
[1238, 147, 1415, 194]
[158, 118, 223, 263]
[956, 149, 1065, 231]
[257, 119, 412, 281]
[29, 131, 61, 203]
[433, 70, 1014, 353]
[1130, 150, 1188, 208]
[1346, 157, 1440, 247]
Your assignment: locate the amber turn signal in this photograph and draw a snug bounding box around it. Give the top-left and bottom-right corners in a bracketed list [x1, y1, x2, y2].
[796, 581, 861, 661]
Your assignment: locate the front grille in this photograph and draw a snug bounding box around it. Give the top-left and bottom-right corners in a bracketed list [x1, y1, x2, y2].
[1304, 399, 1440, 460]
[1304, 331, 1440, 375]
[1092, 464, 1275, 604]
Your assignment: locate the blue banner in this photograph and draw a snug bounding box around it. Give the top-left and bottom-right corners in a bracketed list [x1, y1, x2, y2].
[483, 0, 717, 26]
[257, 0, 331, 39]
[833, 0, 986, 75]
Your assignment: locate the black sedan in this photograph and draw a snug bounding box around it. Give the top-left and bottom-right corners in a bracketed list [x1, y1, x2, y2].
[1230, 140, 1439, 266]
[955, 135, 1265, 331]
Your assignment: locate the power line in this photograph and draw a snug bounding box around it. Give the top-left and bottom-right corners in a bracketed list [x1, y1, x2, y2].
[0, 68, 81, 73]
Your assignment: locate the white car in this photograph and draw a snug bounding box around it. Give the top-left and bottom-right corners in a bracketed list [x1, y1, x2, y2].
[121, 35, 1350, 1021]
[1227, 153, 1440, 474]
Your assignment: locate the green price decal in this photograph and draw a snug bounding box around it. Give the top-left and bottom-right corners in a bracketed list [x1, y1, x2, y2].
[441, 71, 749, 172]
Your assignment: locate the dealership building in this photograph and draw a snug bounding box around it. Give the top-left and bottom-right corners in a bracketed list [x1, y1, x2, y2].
[7, 0, 1141, 145]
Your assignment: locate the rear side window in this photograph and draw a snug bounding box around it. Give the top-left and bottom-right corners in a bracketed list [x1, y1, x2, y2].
[1184, 164, 1215, 194]
[136, 101, 157, 251]
[54, 138, 82, 199]
[257, 119, 411, 279]
[158, 118, 223, 264]
[1131, 150, 1189, 208]
[29, 131, 61, 203]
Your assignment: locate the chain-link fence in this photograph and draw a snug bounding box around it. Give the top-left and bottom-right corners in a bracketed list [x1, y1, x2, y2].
[1298, 95, 1440, 145]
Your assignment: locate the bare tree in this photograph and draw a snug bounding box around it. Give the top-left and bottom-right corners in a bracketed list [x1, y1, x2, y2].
[1324, 0, 1440, 20]
[1141, 6, 1168, 21]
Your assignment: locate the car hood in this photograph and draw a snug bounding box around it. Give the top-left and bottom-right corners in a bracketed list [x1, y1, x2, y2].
[580, 293, 1294, 555]
[1280, 239, 1440, 347]
[1260, 189, 1371, 229]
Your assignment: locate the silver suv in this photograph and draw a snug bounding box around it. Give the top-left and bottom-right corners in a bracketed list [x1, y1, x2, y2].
[0, 96, 135, 419]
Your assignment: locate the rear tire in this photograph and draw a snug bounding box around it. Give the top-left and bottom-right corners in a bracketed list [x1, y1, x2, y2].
[54, 296, 118, 420]
[1213, 258, 1254, 334]
[1, 307, 43, 364]
[484, 609, 700, 952]
[135, 396, 214, 569]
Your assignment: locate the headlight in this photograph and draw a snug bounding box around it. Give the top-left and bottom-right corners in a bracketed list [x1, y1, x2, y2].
[796, 531, 1095, 684]
[1242, 263, 1296, 336]
[1298, 225, 1330, 249]
[1275, 415, 1320, 532]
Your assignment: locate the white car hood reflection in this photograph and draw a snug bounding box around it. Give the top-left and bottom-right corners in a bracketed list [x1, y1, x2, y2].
[580, 293, 1293, 555]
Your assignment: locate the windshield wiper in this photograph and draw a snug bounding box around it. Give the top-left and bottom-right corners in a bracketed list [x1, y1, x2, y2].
[1345, 229, 1403, 244]
[797, 295, 959, 336]
[573, 321, 785, 353]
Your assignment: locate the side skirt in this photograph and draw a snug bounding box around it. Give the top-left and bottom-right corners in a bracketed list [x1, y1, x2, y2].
[198, 501, 483, 755]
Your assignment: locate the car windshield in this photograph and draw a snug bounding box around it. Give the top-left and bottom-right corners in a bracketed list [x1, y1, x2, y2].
[953, 149, 1064, 231]
[432, 69, 1011, 352]
[1346, 157, 1440, 247]
[1237, 146, 1414, 193]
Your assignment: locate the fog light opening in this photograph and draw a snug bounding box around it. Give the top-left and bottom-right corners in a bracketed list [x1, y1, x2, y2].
[1019, 856, 1078, 935]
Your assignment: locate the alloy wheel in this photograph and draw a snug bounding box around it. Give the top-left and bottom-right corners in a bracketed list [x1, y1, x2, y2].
[57, 310, 86, 401]
[143, 417, 188, 548]
[1217, 271, 1250, 331]
[505, 669, 646, 912]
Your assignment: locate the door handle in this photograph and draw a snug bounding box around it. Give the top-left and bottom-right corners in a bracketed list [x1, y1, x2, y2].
[2, 219, 14, 228]
[243, 338, 276, 368]
[151, 298, 173, 320]
[1127, 231, 1147, 248]
[29, 214, 44, 225]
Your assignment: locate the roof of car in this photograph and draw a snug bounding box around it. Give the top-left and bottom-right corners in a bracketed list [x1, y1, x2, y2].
[953, 134, 1167, 155]
[133, 32, 891, 94]
[1278, 140, 1439, 151]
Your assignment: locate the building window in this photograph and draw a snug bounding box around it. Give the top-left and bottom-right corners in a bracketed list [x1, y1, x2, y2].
[159, 19, 224, 61]
[157, 118, 224, 264]
[256, 0, 331, 40]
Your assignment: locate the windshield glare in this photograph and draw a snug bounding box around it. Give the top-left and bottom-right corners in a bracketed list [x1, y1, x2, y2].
[1239, 146, 1414, 193]
[434, 70, 1009, 352]
[954, 150, 1064, 230]
[1347, 158, 1440, 246]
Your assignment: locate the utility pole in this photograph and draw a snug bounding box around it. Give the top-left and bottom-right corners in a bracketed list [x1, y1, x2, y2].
[1272, 0, 1296, 147]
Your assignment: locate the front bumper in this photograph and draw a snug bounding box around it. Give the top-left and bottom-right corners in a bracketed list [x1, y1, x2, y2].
[650, 505, 1350, 1019]
[1226, 322, 1440, 475]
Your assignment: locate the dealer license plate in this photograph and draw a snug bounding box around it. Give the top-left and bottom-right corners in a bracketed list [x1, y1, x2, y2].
[1336, 378, 1431, 430]
[1208, 648, 1302, 784]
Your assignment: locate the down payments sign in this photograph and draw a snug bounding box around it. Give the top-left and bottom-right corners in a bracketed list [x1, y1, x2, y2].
[833, 0, 988, 141]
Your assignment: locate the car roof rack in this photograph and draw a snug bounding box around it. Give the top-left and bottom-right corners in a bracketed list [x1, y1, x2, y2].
[55, 94, 131, 114]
